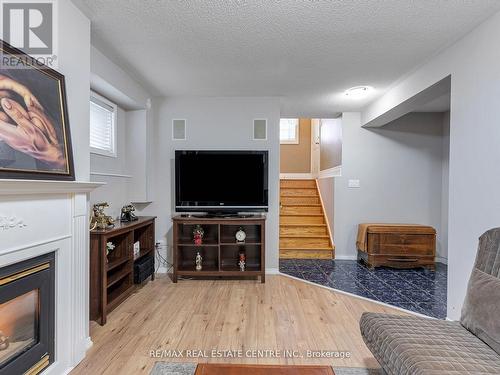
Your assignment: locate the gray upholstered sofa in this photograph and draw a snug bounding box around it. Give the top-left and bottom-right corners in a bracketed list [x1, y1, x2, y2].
[360, 228, 500, 375]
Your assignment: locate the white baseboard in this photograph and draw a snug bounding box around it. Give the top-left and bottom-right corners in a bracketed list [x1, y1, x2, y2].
[85, 337, 93, 350]
[435, 256, 448, 265]
[334, 255, 358, 260]
[155, 266, 168, 274]
[318, 166, 342, 179]
[265, 267, 280, 274]
[280, 173, 314, 179]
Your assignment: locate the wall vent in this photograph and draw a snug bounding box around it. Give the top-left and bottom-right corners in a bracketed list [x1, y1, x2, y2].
[253, 119, 267, 140]
[172, 119, 186, 140]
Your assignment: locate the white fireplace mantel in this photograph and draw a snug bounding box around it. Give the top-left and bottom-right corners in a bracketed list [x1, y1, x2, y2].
[0, 179, 104, 195]
[0, 179, 103, 375]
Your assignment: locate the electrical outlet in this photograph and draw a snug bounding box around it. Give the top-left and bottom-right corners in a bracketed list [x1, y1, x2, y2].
[348, 179, 360, 188]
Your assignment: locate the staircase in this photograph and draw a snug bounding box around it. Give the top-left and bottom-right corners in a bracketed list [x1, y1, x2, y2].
[279, 179, 335, 259]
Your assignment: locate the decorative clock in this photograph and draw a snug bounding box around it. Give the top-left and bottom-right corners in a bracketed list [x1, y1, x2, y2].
[235, 227, 246, 243]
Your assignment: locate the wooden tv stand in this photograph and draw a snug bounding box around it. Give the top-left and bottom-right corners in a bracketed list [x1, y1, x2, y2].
[172, 215, 266, 283]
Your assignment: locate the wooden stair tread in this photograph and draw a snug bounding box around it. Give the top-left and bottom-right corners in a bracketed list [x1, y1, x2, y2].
[280, 246, 334, 250]
[280, 203, 321, 207]
[280, 213, 324, 217]
[280, 223, 327, 227]
[280, 234, 330, 238]
[281, 194, 318, 199]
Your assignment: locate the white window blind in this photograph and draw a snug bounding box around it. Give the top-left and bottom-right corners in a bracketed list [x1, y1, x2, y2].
[90, 93, 116, 157]
[280, 118, 299, 144]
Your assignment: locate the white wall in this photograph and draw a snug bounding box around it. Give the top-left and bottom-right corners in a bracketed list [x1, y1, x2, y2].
[318, 177, 334, 236]
[58, 1, 91, 181]
[139, 97, 281, 271]
[362, 11, 500, 320]
[440, 111, 450, 262]
[334, 112, 448, 261]
[89, 45, 153, 216]
[90, 46, 150, 110]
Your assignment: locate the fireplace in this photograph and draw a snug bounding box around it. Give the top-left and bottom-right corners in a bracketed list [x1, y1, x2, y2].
[0, 253, 54, 375]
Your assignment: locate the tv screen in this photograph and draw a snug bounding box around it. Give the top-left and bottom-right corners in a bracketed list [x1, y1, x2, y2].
[175, 150, 269, 212]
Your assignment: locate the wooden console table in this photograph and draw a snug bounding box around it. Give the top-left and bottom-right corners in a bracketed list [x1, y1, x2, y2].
[172, 215, 266, 283]
[356, 223, 436, 269]
[90, 216, 156, 325]
[195, 364, 334, 375]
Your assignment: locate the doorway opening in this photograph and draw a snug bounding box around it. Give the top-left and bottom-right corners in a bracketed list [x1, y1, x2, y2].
[278, 118, 341, 261]
[279, 80, 450, 320]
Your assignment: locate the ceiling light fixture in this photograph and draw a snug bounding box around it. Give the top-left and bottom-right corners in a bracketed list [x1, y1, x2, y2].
[344, 86, 374, 99]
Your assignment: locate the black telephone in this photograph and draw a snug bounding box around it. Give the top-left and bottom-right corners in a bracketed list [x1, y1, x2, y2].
[120, 204, 138, 222]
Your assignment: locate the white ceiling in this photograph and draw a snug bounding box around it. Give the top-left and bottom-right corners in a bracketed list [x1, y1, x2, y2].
[74, 0, 500, 117]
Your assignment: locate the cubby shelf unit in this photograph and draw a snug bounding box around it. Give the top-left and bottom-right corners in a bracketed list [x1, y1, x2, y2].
[172, 215, 266, 283]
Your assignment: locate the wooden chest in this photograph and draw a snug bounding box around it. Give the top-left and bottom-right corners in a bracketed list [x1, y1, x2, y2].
[357, 224, 436, 269]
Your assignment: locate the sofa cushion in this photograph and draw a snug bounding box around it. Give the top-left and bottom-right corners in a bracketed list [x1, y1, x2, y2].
[461, 268, 500, 354]
[360, 312, 500, 375]
[460, 228, 500, 355]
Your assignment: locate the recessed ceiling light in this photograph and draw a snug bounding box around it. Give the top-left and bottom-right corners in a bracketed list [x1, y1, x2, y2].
[344, 86, 374, 99]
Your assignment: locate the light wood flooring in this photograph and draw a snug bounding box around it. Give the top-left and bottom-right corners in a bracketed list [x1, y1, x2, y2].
[71, 275, 406, 375]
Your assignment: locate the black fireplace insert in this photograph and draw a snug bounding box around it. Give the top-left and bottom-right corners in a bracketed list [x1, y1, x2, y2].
[0, 252, 55, 375]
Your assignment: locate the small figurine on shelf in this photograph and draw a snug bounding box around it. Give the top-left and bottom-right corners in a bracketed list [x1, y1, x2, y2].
[195, 251, 203, 271]
[120, 204, 138, 222]
[193, 225, 204, 245]
[238, 251, 246, 271]
[90, 202, 115, 230]
[106, 242, 115, 256]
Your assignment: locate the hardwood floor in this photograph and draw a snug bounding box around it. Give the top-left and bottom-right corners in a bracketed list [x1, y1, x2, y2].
[71, 275, 406, 375]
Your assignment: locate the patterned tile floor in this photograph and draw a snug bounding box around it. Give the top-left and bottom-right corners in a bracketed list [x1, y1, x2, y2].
[279, 259, 447, 319]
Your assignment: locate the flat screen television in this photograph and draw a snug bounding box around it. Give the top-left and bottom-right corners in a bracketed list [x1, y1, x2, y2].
[175, 150, 268, 213]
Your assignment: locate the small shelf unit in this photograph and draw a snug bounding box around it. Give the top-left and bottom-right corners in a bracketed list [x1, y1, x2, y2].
[90, 216, 156, 325]
[172, 215, 266, 283]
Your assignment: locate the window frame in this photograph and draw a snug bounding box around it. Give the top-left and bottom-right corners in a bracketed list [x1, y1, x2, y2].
[89, 91, 118, 158]
[280, 118, 300, 145]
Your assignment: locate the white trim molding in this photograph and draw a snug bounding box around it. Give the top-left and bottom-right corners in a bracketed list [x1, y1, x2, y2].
[90, 172, 132, 178]
[0, 180, 104, 196]
[265, 267, 280, 275]
[334, 255, 358, 260]
[435, 256, 448, 265]
[280, 173, 314, 180]
[319, 165, 342, 179]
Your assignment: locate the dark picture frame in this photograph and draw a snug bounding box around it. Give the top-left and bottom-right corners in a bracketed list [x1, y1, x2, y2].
[0, 40, 75, 181]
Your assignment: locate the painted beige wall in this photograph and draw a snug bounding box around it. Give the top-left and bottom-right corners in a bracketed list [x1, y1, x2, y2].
[280, 118, 311, 173]
[320, 118, 342, 170]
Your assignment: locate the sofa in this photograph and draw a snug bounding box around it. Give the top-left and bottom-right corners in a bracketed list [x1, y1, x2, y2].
[360, 228, 500, 374]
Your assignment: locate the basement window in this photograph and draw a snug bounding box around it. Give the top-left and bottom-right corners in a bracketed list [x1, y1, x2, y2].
[280, 118, 299, 144]
[90, 91, 117, 157]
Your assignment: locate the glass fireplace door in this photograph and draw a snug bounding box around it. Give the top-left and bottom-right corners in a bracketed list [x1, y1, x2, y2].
[0, 290, 39, 367]
[0, 253, 54, 375]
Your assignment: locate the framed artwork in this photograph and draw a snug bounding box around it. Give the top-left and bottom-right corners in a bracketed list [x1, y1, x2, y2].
[0, 40, 74, 180]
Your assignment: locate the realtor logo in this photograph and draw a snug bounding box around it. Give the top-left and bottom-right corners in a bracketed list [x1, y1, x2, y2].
[0, 0, 58, 68]
[2, 1, 53, 54]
